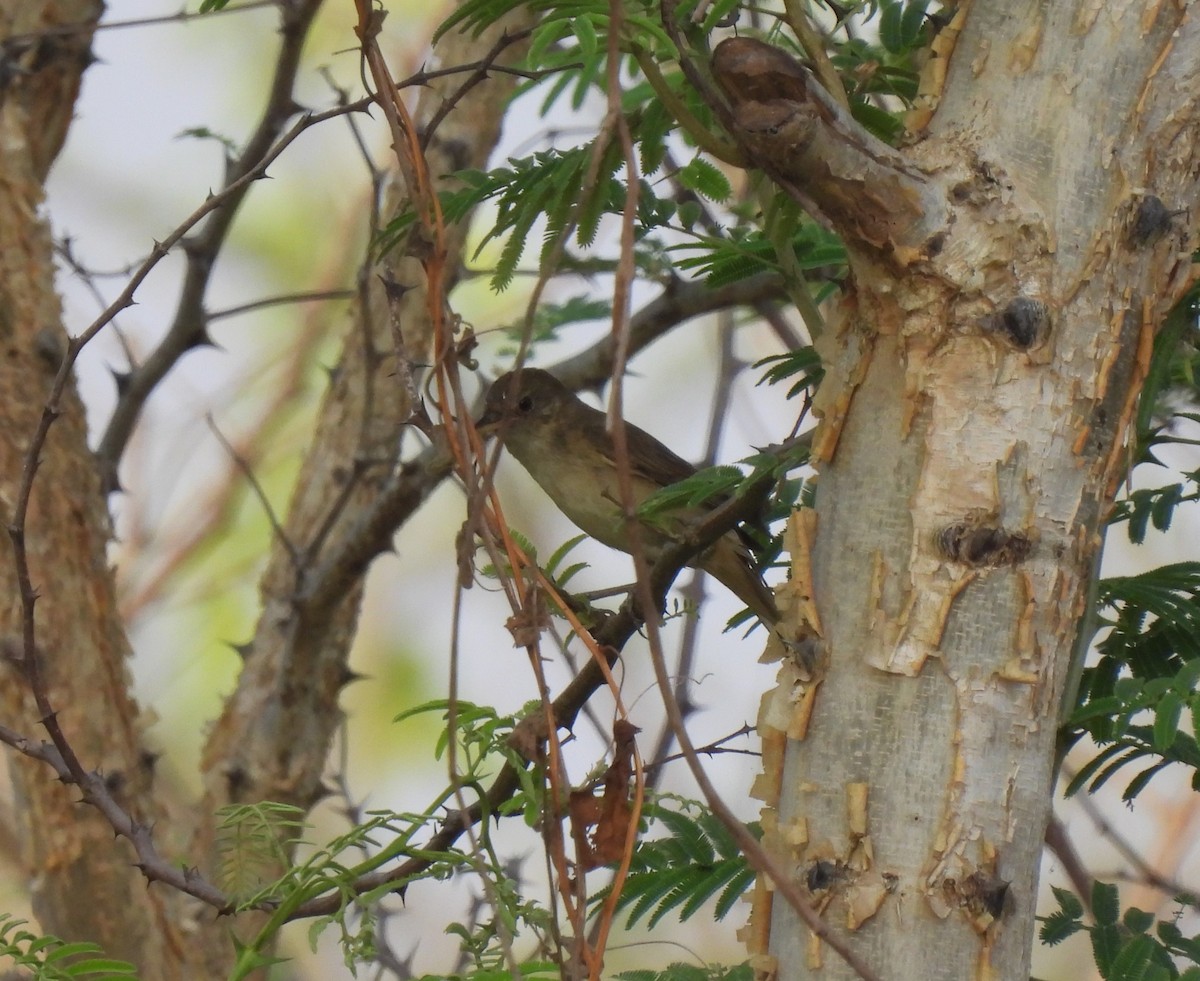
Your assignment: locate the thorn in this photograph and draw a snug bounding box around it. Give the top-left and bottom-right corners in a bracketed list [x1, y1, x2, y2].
[183, 327, 215, 351]
[338, 666, 367, 689]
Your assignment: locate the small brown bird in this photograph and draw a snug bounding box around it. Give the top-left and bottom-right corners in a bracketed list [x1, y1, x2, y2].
[479, 368, 779, 626]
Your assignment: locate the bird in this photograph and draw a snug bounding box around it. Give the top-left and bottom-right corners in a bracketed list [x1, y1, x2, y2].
[478, 368, 779, 627]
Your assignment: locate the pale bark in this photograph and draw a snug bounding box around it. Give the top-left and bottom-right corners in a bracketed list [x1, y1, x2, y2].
[747, 3, 1200, 979]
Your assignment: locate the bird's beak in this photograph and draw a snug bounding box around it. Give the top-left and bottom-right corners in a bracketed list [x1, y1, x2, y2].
[474, 403, 503, 437]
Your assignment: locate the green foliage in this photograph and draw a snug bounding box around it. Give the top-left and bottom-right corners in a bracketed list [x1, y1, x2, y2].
[206, 0, 1200, 976]
[381, 140, 685, 291]
[1041, 884, 1200, 981]
[1105, 293, 1200, 577]
[1112, 478, 1200, 546]
[877, 0, 932, 56]
[637, 465, 747, 519]
[617, 964, 754, 981]
[670, 221, 846, 290]
[0, 915, 138, 980]
[1065, 287, 1200, 803]
[500, 295, 613, 354]
[216, 801, 308, 902]
[591, 797, 757, 929]
[1133, 293, 1200, 466]
[395, 699, 522, 781]
[756, 348, 824, 400]
[479, 531, 596, 621]
[1066, 563, 1200, 799]
[226, 799, 499, 977]
[677, 157, 733, 203]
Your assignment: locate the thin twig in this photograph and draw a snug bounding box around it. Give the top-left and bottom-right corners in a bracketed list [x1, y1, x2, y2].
[205, 415, 299, 567]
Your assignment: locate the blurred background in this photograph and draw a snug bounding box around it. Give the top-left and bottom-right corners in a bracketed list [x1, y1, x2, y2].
[2, 1, 1193, 977]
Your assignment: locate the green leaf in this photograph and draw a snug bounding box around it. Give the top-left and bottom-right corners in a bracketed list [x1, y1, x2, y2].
[850, 100, 905, 143]
[1121, 761, 1169, 803]
[1051, 885, 1085, 919]
[1093, 881, 1121, 925]
[1153, 690, 1184, 752]
[1092, 922, 1123, 977]
[637, 465, 745, 520]
[878, 1, 905, 53]
[899, 0, 931, 48]
[1108, 933, 1157, 981]
[677, 157, 732, 203]
[544, 534, 588, 575]
[1040, 910, 1084, 946]
[756, 348, 825, 399]
[598, 798, 756, 929]
[1123, 907, 1156, 934]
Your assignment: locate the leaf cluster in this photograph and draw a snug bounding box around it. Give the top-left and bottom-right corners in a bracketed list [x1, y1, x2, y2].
[1069, 562, 1200, 800]
[593, 797, 757, 929]
[1042, 883, 1200, 981]
[617, 964, 754, 981]
[0, 915, 137, 981]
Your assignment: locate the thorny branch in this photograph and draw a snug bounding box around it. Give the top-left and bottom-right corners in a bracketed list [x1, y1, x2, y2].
[289, 461, 778, 920]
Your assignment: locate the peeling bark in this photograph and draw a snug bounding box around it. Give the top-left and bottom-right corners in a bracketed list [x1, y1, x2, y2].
[735, 3, 1200, 978]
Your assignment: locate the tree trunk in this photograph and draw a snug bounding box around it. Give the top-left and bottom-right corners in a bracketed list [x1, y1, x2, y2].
[0, 3, 191, 977]
[748, 3, 1200, 978]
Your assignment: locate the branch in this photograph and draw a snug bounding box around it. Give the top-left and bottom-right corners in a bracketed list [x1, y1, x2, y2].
[0, 717, 230, 910]
[288, 459, 768, 919]
[710, 37, 946, 261]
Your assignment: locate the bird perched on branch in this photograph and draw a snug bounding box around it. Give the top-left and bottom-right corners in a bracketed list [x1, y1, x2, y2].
[478, 368, 779, 627]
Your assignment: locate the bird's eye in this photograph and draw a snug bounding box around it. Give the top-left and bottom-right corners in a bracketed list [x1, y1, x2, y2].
[517, 395, 535, 413]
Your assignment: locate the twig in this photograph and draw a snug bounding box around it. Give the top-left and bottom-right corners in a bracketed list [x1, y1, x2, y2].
[1043, 814, 1094, 917]
[6, 1, 277, 39]
[782, 0, 850, 109]
[0, 717, 230, 909]
[207, 288, 353, 322]
[205, 415, 299, 567]
[418, 28, 536, 142]
[287, 452, 766, 921]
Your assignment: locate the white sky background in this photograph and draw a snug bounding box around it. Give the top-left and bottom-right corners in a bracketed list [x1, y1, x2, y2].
[34, 2, 1200, 979]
